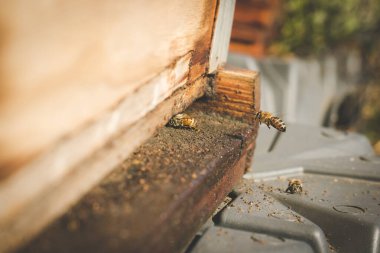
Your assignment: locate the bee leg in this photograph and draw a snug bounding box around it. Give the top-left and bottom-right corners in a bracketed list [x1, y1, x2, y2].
[266, 122, 271, 129]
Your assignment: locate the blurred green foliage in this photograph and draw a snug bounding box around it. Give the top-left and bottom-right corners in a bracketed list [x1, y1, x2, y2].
[271, 0, 380, 58]
[269, 0, 380, 150]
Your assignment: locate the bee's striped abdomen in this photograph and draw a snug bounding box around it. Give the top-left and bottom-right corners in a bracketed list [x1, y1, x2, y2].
[255, 110, 286, 133]
[270, 117, 286, 132]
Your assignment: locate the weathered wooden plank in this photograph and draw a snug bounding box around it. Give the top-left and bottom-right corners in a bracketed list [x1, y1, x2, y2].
[17, 104, 258, 253]
[0, 0, 217, 175]
[0, 77, 208, 253]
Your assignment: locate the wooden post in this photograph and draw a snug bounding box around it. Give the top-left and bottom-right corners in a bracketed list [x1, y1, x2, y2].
[208, 0, 236, 73]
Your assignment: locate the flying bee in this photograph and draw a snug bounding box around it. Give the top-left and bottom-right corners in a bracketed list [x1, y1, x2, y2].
[167, 113, 198, 131]
[285, 179, 303, 194]
[255, 111, 286, 132]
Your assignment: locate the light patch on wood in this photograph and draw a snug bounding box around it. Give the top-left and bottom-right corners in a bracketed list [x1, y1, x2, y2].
[0, 0, 212, 171]
[209, 0, 236, 73]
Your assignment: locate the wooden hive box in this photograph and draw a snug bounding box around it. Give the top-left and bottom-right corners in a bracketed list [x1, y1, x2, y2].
[0, 1, 260, 252]
[229, 0, 281, 57]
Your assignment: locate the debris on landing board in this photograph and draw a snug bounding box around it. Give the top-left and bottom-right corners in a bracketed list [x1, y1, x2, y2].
[18, 105, 258, 253]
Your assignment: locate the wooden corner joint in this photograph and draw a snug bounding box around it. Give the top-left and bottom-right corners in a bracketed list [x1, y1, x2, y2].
[206, 66, 260, 123]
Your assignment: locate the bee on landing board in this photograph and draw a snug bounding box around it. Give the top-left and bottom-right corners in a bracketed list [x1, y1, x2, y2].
[285, 179, 303, 194]
[255, 111, 286, 132]
[167, 113, 198, 131]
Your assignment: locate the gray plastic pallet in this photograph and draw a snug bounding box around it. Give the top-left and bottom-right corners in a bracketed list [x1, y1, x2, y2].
[186, 124, 380, 253]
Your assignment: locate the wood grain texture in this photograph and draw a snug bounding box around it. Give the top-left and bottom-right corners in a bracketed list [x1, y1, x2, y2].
[0, 0, 217, 174]
[203, 66, 261, 122]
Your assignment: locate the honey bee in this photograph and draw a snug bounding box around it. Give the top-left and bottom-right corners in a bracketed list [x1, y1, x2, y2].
[255, 111, 286, 132]
[167, 113, 198, 131]
[285, 179, 303, 194]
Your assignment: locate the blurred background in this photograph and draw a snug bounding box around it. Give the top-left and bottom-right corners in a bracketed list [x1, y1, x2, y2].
[227, 0, 380, 154]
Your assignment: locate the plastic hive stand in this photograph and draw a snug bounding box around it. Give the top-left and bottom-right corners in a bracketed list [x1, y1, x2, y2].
[186, 124, 380, 253]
